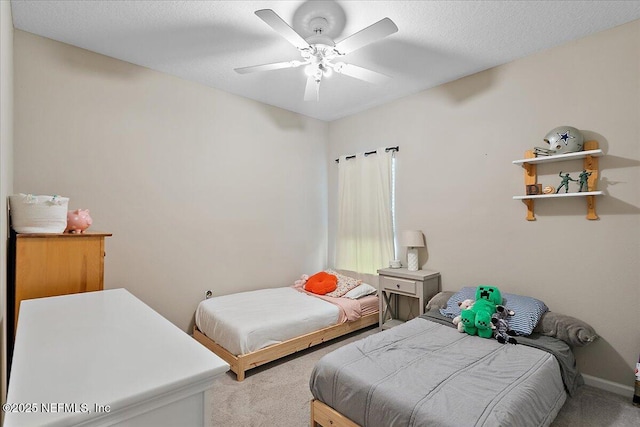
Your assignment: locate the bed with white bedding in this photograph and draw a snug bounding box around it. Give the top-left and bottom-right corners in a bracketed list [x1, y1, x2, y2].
[310, 309, 583, 427]
[194, 285, 379, 381]
[196, 287, 340, 355]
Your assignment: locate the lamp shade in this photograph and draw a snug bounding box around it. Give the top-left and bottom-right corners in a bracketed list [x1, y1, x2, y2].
[402, 230, 425, 248]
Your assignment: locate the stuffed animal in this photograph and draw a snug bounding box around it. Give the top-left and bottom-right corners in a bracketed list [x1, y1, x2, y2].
[452, 299, 475, 332]
[460, 285, 502, 338]
[491, 305, 517, 344]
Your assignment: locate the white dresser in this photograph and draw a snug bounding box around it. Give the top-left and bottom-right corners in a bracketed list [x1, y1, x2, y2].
[5, 289, 229, 427]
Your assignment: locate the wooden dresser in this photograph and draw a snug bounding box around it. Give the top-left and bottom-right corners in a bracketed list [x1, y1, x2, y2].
[8, 231, 112, 338]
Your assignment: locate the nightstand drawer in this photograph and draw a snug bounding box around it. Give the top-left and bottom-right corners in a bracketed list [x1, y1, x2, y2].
[380, 276, 417, 295]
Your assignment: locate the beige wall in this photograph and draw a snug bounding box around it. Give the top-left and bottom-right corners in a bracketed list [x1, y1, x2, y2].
[0, 0, 14, 410]
[10, 18, 639, 390]
[13, 30, 329, 332]
[328, 20, 640, 387]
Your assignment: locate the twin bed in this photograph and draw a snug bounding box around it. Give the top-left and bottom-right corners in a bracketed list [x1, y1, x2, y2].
[193, 274, 379, 381]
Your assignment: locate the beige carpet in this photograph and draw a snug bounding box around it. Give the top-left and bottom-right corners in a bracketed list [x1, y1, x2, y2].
[209, 326, 640, 426]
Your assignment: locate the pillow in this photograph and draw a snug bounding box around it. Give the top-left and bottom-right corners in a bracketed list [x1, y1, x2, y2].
[324, 269, 362, 298]
[343, 283, 377, 299]
[534, 311, 598, 347]
[440, 286, 548, 336]
[305, 272, 337, 295]
[425, 291, 455, 311]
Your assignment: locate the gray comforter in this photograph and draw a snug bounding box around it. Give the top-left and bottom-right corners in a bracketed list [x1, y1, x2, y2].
[310, 314, 581, 427]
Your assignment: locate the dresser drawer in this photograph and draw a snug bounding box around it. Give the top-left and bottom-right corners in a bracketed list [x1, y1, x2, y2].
[380, 276, 417, 295]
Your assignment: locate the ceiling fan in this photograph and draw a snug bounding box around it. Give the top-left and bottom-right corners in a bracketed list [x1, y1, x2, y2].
[235, 9, 398, 101]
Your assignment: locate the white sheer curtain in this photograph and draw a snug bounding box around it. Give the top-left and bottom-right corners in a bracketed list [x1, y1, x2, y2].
[335, 147, 395, 274]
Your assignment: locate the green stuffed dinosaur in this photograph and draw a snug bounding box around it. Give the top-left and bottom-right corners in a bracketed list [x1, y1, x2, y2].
[460, 285, 502, 338]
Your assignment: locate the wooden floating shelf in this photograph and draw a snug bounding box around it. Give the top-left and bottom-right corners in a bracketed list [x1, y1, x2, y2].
[513, 191, 603, 200]
[512, 149, 603, 165]
[513, 141, 601, 220]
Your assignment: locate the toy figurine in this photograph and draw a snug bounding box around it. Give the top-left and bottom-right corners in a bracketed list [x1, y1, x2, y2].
[556, 171, 577, 193]
[577, 170, 592, 192]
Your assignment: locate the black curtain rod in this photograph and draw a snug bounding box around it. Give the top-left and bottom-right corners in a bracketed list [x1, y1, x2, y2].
[335, 146, 399, 163]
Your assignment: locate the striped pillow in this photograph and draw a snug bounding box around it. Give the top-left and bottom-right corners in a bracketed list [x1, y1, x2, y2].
[440, 286, 548, 336]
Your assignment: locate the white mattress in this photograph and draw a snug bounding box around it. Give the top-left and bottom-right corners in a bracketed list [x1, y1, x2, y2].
[195, 287, 340, 355]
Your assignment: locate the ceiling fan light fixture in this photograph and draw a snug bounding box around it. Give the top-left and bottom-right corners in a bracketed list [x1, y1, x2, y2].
[308, 17, 329, 33]
[240, 9, 398, 101]
[304, 64, 316, 76]
[304, 34, 335, 47]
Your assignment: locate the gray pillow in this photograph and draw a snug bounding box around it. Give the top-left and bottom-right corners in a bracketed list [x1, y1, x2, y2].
[425, 291, 455, 311]
[533, 311, 598, 347]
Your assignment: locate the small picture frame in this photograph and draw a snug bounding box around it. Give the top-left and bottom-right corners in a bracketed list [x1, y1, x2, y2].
[526, 184, 542, 195]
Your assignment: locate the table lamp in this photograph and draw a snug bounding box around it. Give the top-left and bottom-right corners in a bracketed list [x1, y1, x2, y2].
[402, 230, 425, 271]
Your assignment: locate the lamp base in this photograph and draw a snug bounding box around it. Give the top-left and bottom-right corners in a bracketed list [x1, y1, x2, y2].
[407, 248, 419, 271]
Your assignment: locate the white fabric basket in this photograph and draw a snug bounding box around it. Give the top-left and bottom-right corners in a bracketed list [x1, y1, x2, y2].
[9, 194, 69, 233]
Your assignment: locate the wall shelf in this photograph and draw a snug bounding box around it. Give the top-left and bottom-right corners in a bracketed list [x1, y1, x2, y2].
[514, 140, 601, 221]
[512, 149, 603, 165]
[513, 191, 603, 200]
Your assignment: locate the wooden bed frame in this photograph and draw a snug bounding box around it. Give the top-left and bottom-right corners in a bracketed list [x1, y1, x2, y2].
[193, 311, 378, 381]
[311, 399, 359, 427]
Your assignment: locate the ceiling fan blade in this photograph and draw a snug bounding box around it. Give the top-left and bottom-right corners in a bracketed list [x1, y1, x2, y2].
[335, 18, 398, 55]
[304, 76, 320, 101]
[335, 63, 390, 84]
[255, 9, 310, 50]
[235, 60, 306, 74]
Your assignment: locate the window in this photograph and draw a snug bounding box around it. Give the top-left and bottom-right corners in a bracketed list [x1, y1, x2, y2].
[335, 147, 396, 274]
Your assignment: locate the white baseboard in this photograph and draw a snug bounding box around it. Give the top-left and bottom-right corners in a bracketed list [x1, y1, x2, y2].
[582, 374, 634, 397]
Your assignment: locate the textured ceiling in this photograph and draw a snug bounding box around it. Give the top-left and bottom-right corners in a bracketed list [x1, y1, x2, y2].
[10, 0, 640, 121]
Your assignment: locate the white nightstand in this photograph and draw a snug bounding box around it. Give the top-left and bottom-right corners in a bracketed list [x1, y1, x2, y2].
[377, 268, 441, 330]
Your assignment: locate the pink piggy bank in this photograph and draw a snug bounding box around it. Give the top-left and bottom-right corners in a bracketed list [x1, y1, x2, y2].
[65, 209, 93, 234]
